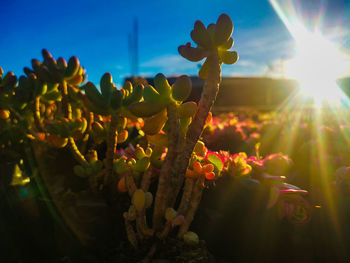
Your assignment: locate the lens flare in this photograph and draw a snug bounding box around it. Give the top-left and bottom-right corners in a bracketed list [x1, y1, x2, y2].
[267, 0, 350, 243]
[285, 26, 349, 105]
[269, 0, 350, 106]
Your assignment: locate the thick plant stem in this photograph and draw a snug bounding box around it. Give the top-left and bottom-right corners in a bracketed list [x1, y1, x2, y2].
[167, 53, 221, 207]
[124, 217, 138, 249]
[141, 168, 153, 192]
[60, 81, 87, 164]
[104, 112, 118, 185]
[152, 102, 180, 231]
[177, 176, 204, 238]
[125, 170, 137, 197]
[33, 97, 44, 132]
[177, 177, 195, 216]
[158, 222, 172, 240]
[136, 213, 154, 238]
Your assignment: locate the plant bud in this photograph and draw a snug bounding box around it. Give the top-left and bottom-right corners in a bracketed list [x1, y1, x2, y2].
[132, 189, 146, 212]
[117, 177, 127, 193]
[183, 231, 199, 246]
[165, 207, 177, 221]
[172, 215, 185, 226]
[193, 141, 206, 156]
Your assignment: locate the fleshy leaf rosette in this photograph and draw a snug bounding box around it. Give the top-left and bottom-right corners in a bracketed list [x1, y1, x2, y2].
[267, 183, 311, 225]
[178, 14, 238, 79]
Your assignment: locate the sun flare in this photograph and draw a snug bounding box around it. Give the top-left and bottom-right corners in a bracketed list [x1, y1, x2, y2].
[285, 26, 349, 104]
[269, 0, 350, 106]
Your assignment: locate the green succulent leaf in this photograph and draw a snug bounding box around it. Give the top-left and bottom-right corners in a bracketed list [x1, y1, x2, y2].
[110, 90, 123, 110]
[124, 83, 143, 106]
[100, 73, 114, 100]
[143, 84, 161, 103]
[198, 59, 209, 79]
[178, 45, 206, 62]
[191, 20, 212, 48]
[42, 90, 62, 102]
[219, 50, 238, 65]
[214, 14, 233, 46]
[172, 75, 192, 102]
[64, 56, 80, 80]
[219, 37, 234, 50]
[82, 81, 106, 109]
[207, 152, 224, 171]
[128, 101, 166, 118]
[154, 73, 171, 98]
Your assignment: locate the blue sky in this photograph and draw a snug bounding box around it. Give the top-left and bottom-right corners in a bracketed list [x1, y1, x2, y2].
[1, 0, 349, 84]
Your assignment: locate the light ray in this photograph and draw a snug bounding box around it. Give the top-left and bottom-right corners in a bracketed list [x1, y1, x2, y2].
[269, 0, 350, 106]
[267, 0, 350, 241]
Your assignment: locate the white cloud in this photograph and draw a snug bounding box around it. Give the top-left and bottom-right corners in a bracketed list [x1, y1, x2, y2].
[236, 60, 256, 67]
[235, 24, 295, 59]
[115, 65, 124, 70]
[140, 54, 196, 75]
[141, 55, 183, 67]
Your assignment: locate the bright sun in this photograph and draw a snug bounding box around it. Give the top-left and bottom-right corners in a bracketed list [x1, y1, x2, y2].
[269, 0, 350, 106]
[284, 25, 349, 105]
